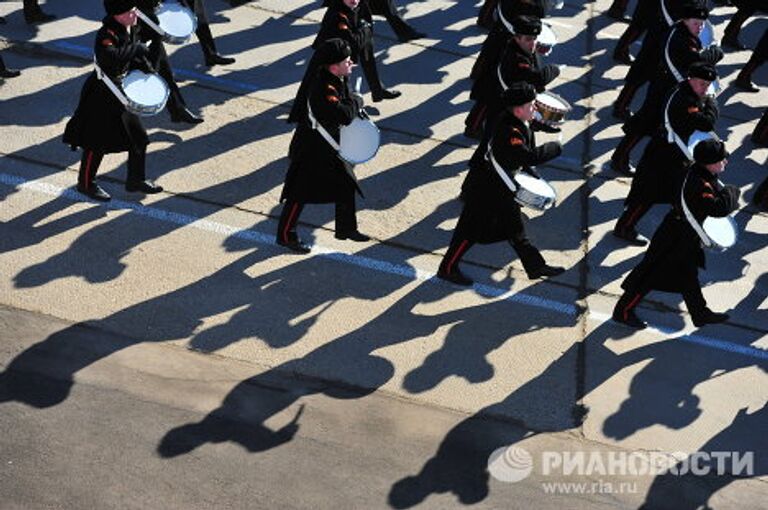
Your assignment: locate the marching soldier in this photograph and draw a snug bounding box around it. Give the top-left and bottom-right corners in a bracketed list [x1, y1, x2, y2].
[440, 82, 564, 285]
[471, 0, 545, 81]
[465, 15, 559, 139]
[288, 0, 399, 123]
[276, 39, 369, 253]
[613, 62, 719, 245]
[136, 0, 203, 124]
[733, 27, 767, 92]
[613, 138, 740, 329]
[753, 175, 768, 211]
[477, 0, 546, 30]
[62, 0, 163, 202]
[178, 0, 236, 66]
[609, 0, 722, 175]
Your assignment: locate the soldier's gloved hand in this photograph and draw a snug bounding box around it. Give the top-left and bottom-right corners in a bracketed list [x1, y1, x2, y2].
[133, 42, 150, 58]
[539, 141, 563, 161]
[723, 184, 741, 210]
[541, 64, 561, 86]
[701, 45, 724, 64]
[136, 56, 156, 74]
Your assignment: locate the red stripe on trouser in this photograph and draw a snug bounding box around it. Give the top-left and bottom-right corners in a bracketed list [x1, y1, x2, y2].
[623, 203, 647, 229]
[281, 203, 300, 243]
[444, 240, 469, 274]
[83, 150, 94, 190]
[622, 293, 643, 321]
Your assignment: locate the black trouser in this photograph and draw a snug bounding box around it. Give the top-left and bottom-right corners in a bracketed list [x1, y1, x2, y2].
[477, 0, 499, 27]
[444, 204, 546, 275]
[149, 42, 187, 115]
[78, 147, 147, 189]
[724, 4, 758, 40]
[277, 196, 358, 242]
[371, 0, 416, 39]
[359, 42, 385, 95]
[738, 28, 768, 80]
[23, 0, 42, 16]
[618, 279, 707, 319]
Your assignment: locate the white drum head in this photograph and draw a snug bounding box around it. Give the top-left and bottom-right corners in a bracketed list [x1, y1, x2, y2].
[703, 216, 737, 250]
[157, 3, 197, 42]
[339, 117, 380, 165]
[538, 23, 557, 47]
[123, 71, 167, 105]
[515, 173, 556, 200]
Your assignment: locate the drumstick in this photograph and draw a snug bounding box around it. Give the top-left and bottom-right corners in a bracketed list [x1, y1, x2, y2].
[355, 77, 362, 95]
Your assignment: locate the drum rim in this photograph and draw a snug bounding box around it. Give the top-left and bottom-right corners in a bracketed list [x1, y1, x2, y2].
[535, 91, 571, 111]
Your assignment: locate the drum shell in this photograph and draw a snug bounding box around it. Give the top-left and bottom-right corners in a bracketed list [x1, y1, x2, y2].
[535, 92, 571, 127]
[513, 173, 557, 210]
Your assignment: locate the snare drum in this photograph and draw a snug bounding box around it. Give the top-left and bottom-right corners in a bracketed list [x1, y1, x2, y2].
[156, 1, 197, 45]
[535, 91, 571, 127]
[702, 216, 737, 251]
[536, 22, 558, 56]
[513, 172, 557, 210]
[339, 117, 381, 165]
[121, 70, 170, 116]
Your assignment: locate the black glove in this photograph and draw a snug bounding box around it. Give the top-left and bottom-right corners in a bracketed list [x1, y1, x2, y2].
[537, 141, 563, 163]
[351, 93, 365, 112]
[723, 184, 741, 211]
[541, 64, 560, 86]
[701, 45, 724, 64]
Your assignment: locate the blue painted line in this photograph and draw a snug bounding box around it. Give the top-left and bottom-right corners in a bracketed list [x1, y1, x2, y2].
[49, 40, 259, 93]
[2, 171, 766, 361]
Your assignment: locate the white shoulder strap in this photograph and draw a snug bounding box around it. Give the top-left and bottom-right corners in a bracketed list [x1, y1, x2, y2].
[660, 0, 674, 27]
[135, 9, 167, 38]
[486, 141, 519, 194]
[664, 27, 686, 84]
[679, 171, 714, 248]
[307, 100, 341, 152]
[93, 57, 129, 107]
[663, 88, 692, 159]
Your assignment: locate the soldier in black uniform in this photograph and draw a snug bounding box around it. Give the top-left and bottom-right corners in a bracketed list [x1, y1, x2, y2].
[136, 0, 203, 124]
[614, 62, 719, 245]
[753, 109, 768, 147]
[723, 0, 766, 50]
[465, 15, 559, 139]
[477, 0, 546, 30]
[179, 0, 236, 66]
[613, 138, 740, 329]
[733, 27, 767, 92]
[470, 0, 545, 81]
[609, 0, 722, 175]
[366, 0, 425, 42]
[612, 0, 684, 117]
[606, 0, 632, 22]
[288, 0, 399, 123]
[276, 39, 369, 254]
[439, 82, 564, 285]
[63, 0, 163, 202]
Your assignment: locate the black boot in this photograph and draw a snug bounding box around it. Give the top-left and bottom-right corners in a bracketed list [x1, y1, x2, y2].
[438, 239, 473, 286]
[276, 200, 310, 253]
[606, 0, 631, 23]
[733, 58, 760, 92]
[197, 22, 235, 66]
[613, 203, 650, 246]
[613, 83, 638, 121]
[24, 5, 56, 25]
[170, 106, 204, 124]
[612, 291, 647, 329]
[609, 133, 639, 176]
[0, 55, 20, 78]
